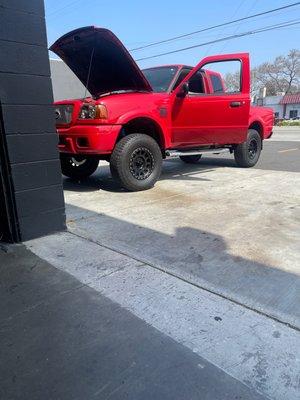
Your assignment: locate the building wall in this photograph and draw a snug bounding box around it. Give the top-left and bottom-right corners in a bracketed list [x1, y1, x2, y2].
[0, 161, 10, 241]
[285, 104, 300, 118]
[0, 0, 66, 241]
[50, 59, 90, 101]
[259, 95, 300, 119]
[263, 96, 284, 118]
[268, 104, 283, 118]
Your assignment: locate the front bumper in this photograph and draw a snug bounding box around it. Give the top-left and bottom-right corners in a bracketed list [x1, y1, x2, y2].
[57, 124, 122, 155]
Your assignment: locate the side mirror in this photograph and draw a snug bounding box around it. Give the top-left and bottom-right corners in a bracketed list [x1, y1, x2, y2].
[176, 82, 189, 98]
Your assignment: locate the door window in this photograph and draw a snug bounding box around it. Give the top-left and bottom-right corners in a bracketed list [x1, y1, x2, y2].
[211, 74, 225, 93]
[188, 71, 205, 94]
[188, 59, 242, 95]
[172, 68, 192, 90]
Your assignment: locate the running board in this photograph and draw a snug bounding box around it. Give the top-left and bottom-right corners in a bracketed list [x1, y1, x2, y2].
[165, 148, 229, 157]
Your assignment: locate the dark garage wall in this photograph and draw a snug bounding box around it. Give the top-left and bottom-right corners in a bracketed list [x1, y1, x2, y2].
[0, 162, 11, 241]
[0, 0, 66, 241]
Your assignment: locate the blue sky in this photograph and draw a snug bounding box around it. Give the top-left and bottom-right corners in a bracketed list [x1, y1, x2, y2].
[45, 0, 300, 69]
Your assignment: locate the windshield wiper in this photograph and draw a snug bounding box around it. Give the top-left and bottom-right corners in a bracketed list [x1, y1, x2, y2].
[97, 90, 150, 98]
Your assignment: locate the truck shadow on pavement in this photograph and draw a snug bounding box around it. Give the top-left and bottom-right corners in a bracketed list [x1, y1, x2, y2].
[63, 159, 219, 193]
[0, 245, 270, 400]
[66, 203, 300, 330]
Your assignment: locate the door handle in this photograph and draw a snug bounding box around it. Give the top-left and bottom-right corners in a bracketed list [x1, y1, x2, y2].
[230, 101, 242, 107]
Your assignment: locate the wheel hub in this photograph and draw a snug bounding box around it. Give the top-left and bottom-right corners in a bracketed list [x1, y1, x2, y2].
[248, 139, 258, 160]
[129, 148, 154, 180]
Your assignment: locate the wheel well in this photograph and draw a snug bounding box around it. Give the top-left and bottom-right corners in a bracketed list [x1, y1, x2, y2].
[249, 121, 263, 139]
[120, 118, 165, 150]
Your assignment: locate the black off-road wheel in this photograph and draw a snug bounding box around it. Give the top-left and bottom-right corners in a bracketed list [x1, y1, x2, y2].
[110, 134, 162, 191]
[234, 129, 262, 168]
[179, 154, 202, 164]
[60, 155, 99, 180]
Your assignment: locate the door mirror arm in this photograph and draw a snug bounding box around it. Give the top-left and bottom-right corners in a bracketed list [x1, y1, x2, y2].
[176, 82, 189, 98]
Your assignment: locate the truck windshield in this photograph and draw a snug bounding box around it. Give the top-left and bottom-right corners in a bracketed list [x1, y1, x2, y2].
[142, 66, 179, 92]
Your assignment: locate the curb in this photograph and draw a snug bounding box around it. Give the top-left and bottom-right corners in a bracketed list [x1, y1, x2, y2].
[273, 126, 300, 130]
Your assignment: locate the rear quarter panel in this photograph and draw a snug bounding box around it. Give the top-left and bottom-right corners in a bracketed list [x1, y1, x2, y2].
[249, 106, 274, 139]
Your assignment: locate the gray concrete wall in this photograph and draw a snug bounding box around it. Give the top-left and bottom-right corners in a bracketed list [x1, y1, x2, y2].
[50, 59, 90, 101]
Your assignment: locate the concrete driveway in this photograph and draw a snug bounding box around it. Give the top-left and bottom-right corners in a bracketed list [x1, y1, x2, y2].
[27, 127, 300, 400]
[64, 128, 300, 328]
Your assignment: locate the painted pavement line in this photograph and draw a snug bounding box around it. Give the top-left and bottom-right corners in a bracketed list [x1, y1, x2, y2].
[278, 148, 299, 153]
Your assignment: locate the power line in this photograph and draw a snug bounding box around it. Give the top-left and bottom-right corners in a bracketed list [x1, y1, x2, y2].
[135, 19, 300, 61]
[204, 0, 246, 56]
[219, 0, 259, 53]
[130, 2, 300, 52]
[47, 0, 83, 18]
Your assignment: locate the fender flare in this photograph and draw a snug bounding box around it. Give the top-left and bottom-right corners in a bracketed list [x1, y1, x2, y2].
[117, 112, 170, 149]
[248, 118, 265, 139]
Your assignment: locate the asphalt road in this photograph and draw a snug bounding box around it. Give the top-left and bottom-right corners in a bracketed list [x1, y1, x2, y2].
[261, 128, 300, 170]
[197, 140, 300, 173]
[200, 128, 300, 173]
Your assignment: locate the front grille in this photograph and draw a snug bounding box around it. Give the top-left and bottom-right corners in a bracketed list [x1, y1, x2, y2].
[58, 136, 67, 145]
[54, 104, 74, 124]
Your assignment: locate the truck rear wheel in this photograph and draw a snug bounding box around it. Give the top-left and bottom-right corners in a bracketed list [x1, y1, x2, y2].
[180, 154, 202, 164]
[60, 155, 99, 179]
[234, 129, 261, 168]
[110, 134, 162, 191]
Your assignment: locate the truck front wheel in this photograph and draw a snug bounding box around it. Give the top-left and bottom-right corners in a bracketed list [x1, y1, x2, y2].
[60, 155, 99, 179]
[110, 134, 162, 191]
[234, 129, 261, 168]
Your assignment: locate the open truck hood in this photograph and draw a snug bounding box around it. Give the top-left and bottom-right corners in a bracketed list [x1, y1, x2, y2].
[50, 26, 152, 97]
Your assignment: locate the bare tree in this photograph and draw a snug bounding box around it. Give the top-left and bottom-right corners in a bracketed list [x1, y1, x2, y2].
[224, 71, 240, 93]
[224, 69, 259, 97]
[224, 50, 300, 96]
[255, 49, 300, 95]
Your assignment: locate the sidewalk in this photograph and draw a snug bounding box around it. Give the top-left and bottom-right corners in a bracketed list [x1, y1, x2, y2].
[0, 244, 267, 400]
[26, 230, 300, 400]
[271, 126, 300, 141]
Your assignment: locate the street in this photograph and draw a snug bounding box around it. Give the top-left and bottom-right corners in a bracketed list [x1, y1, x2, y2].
[213, 128, 300, 172]
[27, 127, 300, 400]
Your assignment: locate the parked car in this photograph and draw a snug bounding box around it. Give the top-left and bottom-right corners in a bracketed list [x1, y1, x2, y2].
[51, 26, 274, 191]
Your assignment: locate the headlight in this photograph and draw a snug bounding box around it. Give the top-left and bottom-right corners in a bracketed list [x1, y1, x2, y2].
[78, 104, 108, 119]
[79, 104, 96, 119]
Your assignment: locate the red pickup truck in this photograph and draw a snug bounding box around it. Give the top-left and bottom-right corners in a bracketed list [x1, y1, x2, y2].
[51, 26, 274, 191]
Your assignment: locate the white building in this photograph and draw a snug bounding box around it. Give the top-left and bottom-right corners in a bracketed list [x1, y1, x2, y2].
[280, 94, 300, 119]
[257, 93, 300, 119]
[263, 95, 284, 118]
